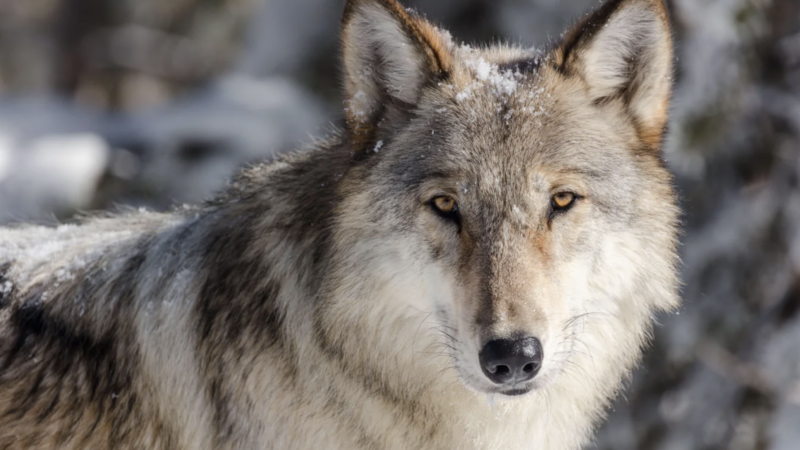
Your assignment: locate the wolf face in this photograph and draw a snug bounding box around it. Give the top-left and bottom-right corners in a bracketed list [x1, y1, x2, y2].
[329, 0, 679, 398]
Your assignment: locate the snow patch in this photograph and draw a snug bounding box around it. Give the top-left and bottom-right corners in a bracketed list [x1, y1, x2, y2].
[347, 90, 372, 121]
[0, 135, 12, 183]
[0, 132, 109, 221]
[457, 57, 521, 102]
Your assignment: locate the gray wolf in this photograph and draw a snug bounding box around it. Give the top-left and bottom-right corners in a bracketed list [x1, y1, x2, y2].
[0, 0, 679, 448]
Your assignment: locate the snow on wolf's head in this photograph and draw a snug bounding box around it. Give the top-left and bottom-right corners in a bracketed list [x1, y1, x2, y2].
[328, 0, 679, 398]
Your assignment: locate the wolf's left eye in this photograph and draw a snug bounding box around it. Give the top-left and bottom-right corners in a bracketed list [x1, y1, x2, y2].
[552, 192, 577, 210]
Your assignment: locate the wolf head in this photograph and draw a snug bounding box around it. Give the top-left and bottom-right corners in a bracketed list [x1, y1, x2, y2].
[323, 0, 679, 398]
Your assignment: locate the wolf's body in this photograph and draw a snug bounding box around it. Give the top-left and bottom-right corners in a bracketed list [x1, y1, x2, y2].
[0, 0, 679, 448]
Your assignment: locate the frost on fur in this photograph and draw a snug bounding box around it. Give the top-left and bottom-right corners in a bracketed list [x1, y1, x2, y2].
[341, 0, 453, 135]
[556, 0, 673, 148]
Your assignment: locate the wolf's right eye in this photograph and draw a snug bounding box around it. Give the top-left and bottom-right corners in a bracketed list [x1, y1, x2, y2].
[430, 196, 460, 225]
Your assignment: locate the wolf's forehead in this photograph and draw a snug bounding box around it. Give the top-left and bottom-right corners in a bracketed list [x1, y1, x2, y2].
[429, 115, 610, 197]
[446, 45, 547, 102]
[436, 54, 561, 172]
[409, 46, 612, 190]
[440, 49, 556, 143]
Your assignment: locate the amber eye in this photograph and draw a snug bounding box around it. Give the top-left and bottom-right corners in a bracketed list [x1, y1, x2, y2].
[432, 196, 458, 214]
[552, 192, 577, 209]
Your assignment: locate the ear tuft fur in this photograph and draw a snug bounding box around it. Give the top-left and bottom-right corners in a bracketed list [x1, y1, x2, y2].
[555, 0, 673, 149]
[341, 0, 453, 146]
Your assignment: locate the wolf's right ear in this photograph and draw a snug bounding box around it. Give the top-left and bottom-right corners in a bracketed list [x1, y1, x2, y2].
[341, 0, 453, 145]
[554, 0, 673, 149]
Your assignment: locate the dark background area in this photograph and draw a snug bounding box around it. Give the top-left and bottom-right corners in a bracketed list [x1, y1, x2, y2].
[0, 0, 799, 448]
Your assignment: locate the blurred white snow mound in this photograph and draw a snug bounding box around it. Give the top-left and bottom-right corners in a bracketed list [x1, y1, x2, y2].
[0, 75, 327, 222]
[0, 127, 108, 222]
[117, 75, 327, 204]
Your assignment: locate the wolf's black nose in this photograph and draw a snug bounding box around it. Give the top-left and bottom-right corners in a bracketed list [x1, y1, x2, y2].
[479, 337, 543, 385]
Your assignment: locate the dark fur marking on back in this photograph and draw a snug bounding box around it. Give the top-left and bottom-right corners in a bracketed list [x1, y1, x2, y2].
[0, 262, 12, 309]
[194, 207, 298, 444]
[0, 240, 180, 448]
[193, 142, 344, 445]
[2, 302, 128, 422]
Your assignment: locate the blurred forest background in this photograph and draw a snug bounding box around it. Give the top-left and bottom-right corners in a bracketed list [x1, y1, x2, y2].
[0, 0, 799, 448]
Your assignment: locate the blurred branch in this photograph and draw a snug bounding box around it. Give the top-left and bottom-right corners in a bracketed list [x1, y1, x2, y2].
[697, 340, 775, 398]
[53, 0, 112, 94]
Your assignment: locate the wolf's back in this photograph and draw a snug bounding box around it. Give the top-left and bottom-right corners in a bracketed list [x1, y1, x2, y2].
[0, 211, 190, 449]
[1, 214, 166, 292]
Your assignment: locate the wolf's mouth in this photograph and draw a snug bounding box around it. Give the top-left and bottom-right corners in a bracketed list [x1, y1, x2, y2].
[497, 387, 533, 396]
[474, 379, 538, 397]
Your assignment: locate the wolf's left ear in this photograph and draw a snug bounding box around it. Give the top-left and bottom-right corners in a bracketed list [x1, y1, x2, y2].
[341, 0, 452, 142]
[554, 0, 673, 148]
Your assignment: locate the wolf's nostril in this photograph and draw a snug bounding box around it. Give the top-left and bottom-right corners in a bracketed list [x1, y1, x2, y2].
[493, 365, 510, 375]
[479, 336, 543, 386]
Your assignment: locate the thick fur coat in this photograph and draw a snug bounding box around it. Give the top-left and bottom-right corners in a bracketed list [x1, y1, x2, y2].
[0, 0, 679, 448]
